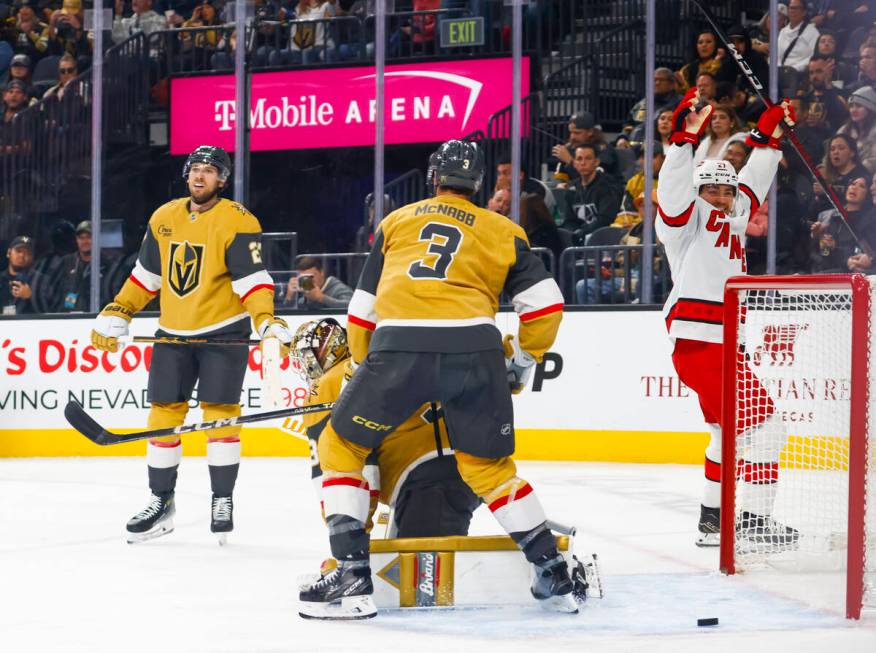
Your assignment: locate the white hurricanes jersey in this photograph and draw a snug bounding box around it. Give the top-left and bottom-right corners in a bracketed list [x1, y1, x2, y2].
[655, 143, 781, 343]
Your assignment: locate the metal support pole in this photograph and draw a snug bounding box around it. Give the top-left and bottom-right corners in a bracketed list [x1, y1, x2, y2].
[233, 0, 247, 204]
[641, 0, 655, 304]
[89, 0, 104, 312]
[509, 0, 522, 223]
[373, 1, 386, 226]
[766, 0, 778, 274]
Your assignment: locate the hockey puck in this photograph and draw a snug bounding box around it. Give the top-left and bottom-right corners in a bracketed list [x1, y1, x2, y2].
[697, 618, 719, 627]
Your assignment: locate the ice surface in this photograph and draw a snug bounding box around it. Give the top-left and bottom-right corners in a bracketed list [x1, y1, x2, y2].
[2, 458, 874, 653]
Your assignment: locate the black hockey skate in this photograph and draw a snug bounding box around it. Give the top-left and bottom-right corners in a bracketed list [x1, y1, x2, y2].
[736, 511, 799, 552]
[298, 562, 377, 620]
[530, 554, 579, 614]
[696, 505, 721, 548]
[211, 495, 233, 546]
[126, 492, 175, 544]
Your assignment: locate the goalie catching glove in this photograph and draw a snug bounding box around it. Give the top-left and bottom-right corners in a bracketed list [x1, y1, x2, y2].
[259, 317, 292, 358]
[746, 99, 795, 150]
[503, 334, 536, 395]
[91, 302, 134, 352]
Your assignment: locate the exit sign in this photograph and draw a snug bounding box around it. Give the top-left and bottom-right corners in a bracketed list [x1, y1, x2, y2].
[440, 17, 485, 48]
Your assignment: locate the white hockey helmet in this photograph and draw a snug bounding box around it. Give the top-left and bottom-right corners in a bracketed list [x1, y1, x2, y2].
[694, 159, 738, 192]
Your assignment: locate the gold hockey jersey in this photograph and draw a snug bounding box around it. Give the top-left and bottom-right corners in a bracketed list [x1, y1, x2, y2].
[347, 193, 564, 363]
[303, 360, 453, 507]
[113, 198, 275, 335]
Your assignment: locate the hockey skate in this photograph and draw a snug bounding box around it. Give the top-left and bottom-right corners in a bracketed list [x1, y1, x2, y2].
[530, 554, 579, 614]
[211, 495, 233, 546]
[695, 504, 721, 547]
[126, 493, 175, 544]
[298, 562, 377, 620]
[736, 511, 799, 552]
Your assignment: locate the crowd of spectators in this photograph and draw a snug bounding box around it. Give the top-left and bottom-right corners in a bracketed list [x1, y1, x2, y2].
[1, 219, 100, 314]
[468, 1, 876, 303]
[0, 0, 500, 106]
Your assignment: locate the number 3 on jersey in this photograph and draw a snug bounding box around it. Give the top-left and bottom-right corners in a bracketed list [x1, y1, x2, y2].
[408, 222, 463, 280]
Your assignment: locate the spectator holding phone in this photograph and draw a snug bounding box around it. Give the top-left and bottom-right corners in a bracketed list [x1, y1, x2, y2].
[284, 255, 353, 310]
[0, 235, 52, 314]
[809, 176, 876, 272]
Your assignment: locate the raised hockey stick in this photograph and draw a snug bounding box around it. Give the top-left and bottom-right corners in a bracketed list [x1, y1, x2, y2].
[689, 0, 872, 255]
[64, 400, 334, 446]
[122, 336, 261, 347]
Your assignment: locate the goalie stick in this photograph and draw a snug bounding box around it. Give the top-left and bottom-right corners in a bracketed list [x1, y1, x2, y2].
[64, 400, 334, 446]
[689, 0, 873, 256]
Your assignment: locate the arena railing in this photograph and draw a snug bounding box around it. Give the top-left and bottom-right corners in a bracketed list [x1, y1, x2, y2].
[262, 231, 299, 272]
[558, 244, 671, 306]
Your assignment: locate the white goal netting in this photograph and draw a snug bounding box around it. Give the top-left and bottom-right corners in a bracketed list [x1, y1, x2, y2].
[726, 276, 875, 618]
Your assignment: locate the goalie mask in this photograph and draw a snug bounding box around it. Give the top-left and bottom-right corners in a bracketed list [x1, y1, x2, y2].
[290, 318, 349, 382]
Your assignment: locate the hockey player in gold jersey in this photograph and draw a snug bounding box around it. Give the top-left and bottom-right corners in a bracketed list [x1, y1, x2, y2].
[298, 140, 572, 620]
[90, 145, 292, 544]
[293, 318, 478, 539]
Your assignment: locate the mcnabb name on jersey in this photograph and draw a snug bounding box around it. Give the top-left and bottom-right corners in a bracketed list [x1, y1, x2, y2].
[414, 202, 477, 226]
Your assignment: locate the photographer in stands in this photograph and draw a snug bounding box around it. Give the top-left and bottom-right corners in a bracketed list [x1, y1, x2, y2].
[285, 255, 353, 310]
[0, 235, 51, 314]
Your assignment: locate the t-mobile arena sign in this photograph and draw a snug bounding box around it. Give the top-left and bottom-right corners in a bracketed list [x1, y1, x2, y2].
[170, 57, 529, 154]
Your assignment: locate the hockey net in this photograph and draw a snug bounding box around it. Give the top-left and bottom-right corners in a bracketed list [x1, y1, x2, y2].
[720, 274, 875, 620]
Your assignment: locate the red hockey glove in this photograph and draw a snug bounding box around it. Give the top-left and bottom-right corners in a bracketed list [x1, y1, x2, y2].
[669, 88, 713, 147]
[747, 99, 796, 149]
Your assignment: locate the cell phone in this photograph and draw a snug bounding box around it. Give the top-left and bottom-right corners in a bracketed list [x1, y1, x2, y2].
[298, 274, 315, 291]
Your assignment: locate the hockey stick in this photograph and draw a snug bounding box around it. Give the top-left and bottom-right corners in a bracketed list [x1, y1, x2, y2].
[122, 336, 261, 347]
[64, 400, 334, 446]
[689, 0, 872, 256]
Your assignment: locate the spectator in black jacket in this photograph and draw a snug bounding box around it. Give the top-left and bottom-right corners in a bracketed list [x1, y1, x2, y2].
[558, 143, 623, 240]
[56, 220, 102, 312]
[0, 235, 52, 314]
[551, 111, 621, 184]
[726, 25, 769, 89]
[812, 31, 856, 87]
[795, 56, 848, 132]
[810, 175, 875, 272]
[811, 133, 870, 216]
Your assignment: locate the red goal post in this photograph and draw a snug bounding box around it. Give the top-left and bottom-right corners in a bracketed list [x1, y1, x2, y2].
[719, 274, 874, 620]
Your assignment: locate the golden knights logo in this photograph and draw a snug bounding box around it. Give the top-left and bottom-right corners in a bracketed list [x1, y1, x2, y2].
[167, 240, 205, 297]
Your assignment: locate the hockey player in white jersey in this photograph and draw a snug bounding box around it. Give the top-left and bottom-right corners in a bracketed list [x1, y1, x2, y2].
[655, 88, 798, 548]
